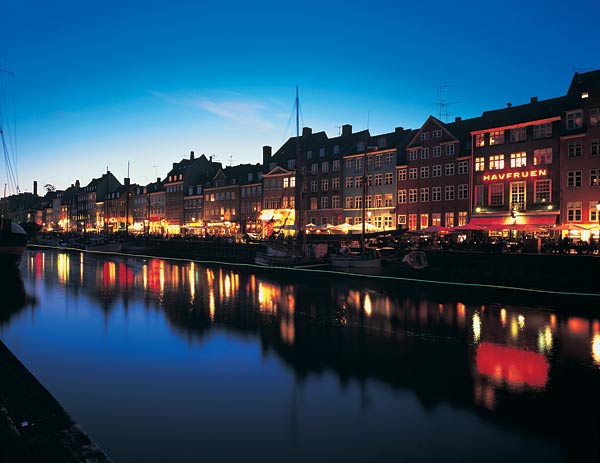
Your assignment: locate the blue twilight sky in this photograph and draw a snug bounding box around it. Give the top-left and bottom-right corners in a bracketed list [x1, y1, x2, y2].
[1, 0, 598, 193]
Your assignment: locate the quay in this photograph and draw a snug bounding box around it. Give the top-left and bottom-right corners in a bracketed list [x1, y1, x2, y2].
[0, 339, 112, 462]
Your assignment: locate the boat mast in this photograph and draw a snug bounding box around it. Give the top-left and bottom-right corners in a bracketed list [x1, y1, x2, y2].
[361, 131, 368, 258]
[295, 85, 307, 253]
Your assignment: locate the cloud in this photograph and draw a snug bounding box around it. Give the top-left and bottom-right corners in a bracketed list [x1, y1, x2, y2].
[150, 91, 275, 130]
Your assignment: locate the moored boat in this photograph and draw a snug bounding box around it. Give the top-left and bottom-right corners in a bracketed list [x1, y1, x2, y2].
[0, 218, 29, 267]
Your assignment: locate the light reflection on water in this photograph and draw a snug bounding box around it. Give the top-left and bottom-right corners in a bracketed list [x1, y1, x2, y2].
[1, 249, 600, 462]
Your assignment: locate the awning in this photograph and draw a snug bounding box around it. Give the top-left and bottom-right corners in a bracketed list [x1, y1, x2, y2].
[469, 215, 557, 229]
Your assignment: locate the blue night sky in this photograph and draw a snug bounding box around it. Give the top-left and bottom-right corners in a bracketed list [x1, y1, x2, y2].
[1, 0, 598, 192]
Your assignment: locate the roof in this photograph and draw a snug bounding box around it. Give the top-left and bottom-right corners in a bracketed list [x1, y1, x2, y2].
[567, 70, 600, 96]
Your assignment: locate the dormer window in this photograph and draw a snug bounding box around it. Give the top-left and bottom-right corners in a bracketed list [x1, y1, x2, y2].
[420, 132, 429, 140]
[377, 137, 387, 148]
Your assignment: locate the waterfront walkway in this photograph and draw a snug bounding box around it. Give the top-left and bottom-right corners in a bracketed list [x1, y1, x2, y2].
[0, 340, 112, 463]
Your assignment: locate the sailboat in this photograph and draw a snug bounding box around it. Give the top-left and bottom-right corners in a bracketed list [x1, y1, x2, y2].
[0, 68, 29, 267]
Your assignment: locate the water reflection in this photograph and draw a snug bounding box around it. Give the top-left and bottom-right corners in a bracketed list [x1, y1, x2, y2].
[12, 250, 600, 461]
[0, 268, 36, 325]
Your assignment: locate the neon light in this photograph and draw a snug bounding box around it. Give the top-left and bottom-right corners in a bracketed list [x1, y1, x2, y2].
[482, 169, 547, 182]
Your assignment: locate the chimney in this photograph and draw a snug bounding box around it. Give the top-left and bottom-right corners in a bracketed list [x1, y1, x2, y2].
[33, 180, 38, 196]
[507, 102, 512, 108]
[530, 96, 538, 103]
[75, 180, 80, 188]
[157, 177, 161, 183]
[302, 127, 312, 137]
[262, 145, 272, 166]
[209, 155, 213, 162]
[190, 150, 195, 160]
[172, 162, 177, 169]
[342, 124, 352, 136]
[124, 178, 130, 187]
[455, 116, 462, 122]
[395, 126, 404, 133]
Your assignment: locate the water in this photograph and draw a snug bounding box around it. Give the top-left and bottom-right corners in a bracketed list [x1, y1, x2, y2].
[1, 249, 600, 462]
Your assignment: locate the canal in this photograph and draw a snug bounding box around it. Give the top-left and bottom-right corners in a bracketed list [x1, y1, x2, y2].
[1, 249, 599, 462]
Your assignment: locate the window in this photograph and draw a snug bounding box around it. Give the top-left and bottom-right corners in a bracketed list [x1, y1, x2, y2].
[310, 198, 317, 210]
[310, 180, 317, 192]
[287, 159, 296, 169]
[568, 142, 582, 158]
[332, 196, 340, 208]
[475, 157, 485, 171]
[409, 189, 418, 203]
[591, 169, 600, 187]
[398, 215, 407, 226]
[354, 196, 362, 209]
[374, 195, 382, 207]
[475, 133, 485, 147]
[320, 197, 328, 209]
[345, 177, 353, 188]
[332, 159, 340, 171]
[458, 184, 468, 200]
[591, 108, 600, 126]
[458, 211, 467, 226]
[445, 163, 455, 176]
[409, 214, 417, 230]
[510, 127, 527, 142]
[433, 129, 442, 138]
[357, 141, 365, 151]
[355, 157, 363, 171]
[420, 188, 429, 202]
[432, 165, 442, 177]
[409, 168, 418, 180]
[333, 145, 340, 155]
[489, 154, 505, 170]
[489, 183, 504, 206]
[535, 179, 551, 203]
[445, 212, 455, 228]
[319, 147, 325, 157]
[384, 173, 393, 184]
[458, 160, 468, 175]
[398, 169, 407, 181]
[475, 185, 484, 206]
[510, 152, 527, 168]
[346, 197, 353, 208]
[311, 163, 319, 174]
[567, 171, 582, 188]
[332, 177, 340, 190]
[566, 110, 583, 130]
[420, 132, 429, 140]
[322, 179, 329, 191]
[533, 148, 552, 165]
[444, 185, 455, 201]
[433, 146, 442, 157]
[489, 131, 505, 145]
[533, 123, 552, 139]
[446, 144, 455, 156]
[421, 148, 429, 159]
[510, 181, 526, 211]
[346, 158, 353, 169]
[366, 175, 372, 186]
[590, 201, 599, 222]
[307, 150, 312, 159]
[420, 166, 430, 178]
[567, 201, 582, 221]
[398, 190, 407, 203]
[432, 213, 441, 226]
[432, 186, 442, 201]
[374, 174, 382, 186]
[375, 155, 382, 169]
[378, 137, 387, 148]
[384, 194, 393, 207]
[355, 176, 363, 187]
[591, 140, 600, 156]
[384, 216, 392, 228]
[321, 162, 329, 173]
[409, 150, 418, 161]
[385, 152, 394, 164]
[420, 214, 429, 228]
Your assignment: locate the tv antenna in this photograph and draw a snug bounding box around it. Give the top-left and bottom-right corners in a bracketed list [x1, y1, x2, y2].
[227, 155, 238, 167]
[153, 165, 159, 178]
[434, 85, 457, 122]
[335, 125, 342, 136]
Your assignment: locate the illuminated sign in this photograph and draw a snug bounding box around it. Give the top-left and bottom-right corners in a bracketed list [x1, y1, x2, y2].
[482, 169, 547, 182]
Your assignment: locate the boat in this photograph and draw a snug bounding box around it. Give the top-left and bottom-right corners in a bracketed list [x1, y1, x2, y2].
[0, 218, 29, 267]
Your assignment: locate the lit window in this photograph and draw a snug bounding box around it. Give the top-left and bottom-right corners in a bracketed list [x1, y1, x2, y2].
[590, 169, 600, 187]
[489, 131, 505, 145]
[489, 154, 505, 170]
[475, 133, 485, 147]
[535, 180, 551, 203]
[533, 148, 552, 165]
[475, 157, 485, 171]
[510, 152, 527, 168]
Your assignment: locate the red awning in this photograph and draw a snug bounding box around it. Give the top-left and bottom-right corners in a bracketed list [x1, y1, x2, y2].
[469, 215, 557, 229]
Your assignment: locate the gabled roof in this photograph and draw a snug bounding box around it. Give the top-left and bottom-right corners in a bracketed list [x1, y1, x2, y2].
[270, 129, 329, 167]
[222, 163, 263, 185]
[567, 70, 600, 96]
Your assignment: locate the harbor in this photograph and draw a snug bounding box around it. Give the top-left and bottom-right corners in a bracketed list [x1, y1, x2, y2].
[1, 248, 600, 462]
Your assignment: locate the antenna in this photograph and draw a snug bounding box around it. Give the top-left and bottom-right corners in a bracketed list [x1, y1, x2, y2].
[227, 155, 239, 167]
[335, 125, 342, 136]
[153, 165, 159, 178]
[434, 85, 457, 122]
